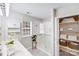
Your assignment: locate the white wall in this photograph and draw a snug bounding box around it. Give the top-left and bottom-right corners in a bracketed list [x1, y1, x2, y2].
[57, 4, 79, 17]
[36, 21, 52, 55]
[36, 16, 55, 56]
[0, 16, 9, 41]
[44, 21, 52, 34]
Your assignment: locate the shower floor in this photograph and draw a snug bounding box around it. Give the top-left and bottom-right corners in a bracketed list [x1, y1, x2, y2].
[28, 48, 48, 56]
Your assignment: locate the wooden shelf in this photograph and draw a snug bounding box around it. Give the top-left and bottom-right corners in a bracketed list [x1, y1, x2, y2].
[60, 31, 79, 36]
[59, 38, 79, 43]
[59, 21, 78, 25]
[60, 45, 79, 56]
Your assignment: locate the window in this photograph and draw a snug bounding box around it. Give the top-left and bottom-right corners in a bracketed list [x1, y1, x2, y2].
[40, 23, 44, 34]
[20, 21, 32, 37]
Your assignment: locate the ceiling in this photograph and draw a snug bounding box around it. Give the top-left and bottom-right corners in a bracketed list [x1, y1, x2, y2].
[10, 3, 78, 20]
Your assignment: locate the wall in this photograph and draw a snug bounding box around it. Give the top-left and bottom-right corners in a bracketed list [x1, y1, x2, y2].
[0, 16, 9, 41]
[57, 4, 79, 18]
[36, 20, 54, 55]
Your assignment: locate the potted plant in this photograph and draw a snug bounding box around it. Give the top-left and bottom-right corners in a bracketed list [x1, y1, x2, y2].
[32, 35, 37, 49]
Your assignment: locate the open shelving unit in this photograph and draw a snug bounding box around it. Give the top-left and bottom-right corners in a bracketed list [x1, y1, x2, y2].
[59, 15, 79, 56]
[60, 45, 79, 56]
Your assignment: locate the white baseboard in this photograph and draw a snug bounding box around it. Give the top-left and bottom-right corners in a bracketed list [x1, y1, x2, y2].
[37, 47, 51, 56]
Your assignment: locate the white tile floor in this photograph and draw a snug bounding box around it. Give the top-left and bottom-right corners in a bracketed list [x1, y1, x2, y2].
[28, 48, 48, 56]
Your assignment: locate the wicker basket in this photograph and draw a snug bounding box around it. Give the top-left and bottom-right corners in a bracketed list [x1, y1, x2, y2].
[68, 41, 79, 50]
[59, 39, 67, 46]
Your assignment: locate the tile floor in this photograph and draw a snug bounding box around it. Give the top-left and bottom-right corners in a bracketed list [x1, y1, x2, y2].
[28, 48, 48, 56]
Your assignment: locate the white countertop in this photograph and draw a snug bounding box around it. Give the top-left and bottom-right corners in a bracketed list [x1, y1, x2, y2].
[2, 40, 32, 56]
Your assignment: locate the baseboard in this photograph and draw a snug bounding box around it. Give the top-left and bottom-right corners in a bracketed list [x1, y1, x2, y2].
[37, 47, 51, 56]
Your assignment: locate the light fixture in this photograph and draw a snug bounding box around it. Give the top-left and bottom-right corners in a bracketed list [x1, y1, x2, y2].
[5, 3, 10, 17]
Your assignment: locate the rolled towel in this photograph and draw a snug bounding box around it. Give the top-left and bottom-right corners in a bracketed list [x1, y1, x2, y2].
[70, 42, 78, 45]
